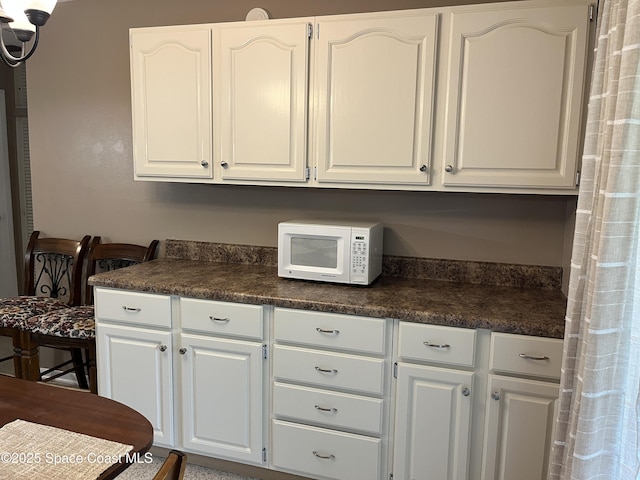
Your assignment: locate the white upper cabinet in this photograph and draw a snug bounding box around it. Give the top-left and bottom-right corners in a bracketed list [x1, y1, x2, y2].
[128, 0, 593, 193]
[440, 1, 591, 189]
[130, 27, 212, 180]
[214, 19, 312, 183]
[313, 12, 438, 187]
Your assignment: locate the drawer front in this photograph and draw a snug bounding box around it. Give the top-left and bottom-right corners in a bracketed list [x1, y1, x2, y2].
[490, 333, 563, 380]
[95, 288, 171, 328]
[273, 345, 385, 395]
[397, 322, 476, 367]
[273, 382, 384, 435]
[272, 420, 382, 480]
[274, 308, 386, 355]
[180, 298, 263, 339]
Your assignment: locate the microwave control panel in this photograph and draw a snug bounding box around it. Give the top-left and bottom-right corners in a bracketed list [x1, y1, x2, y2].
[351, 235, 369, 279]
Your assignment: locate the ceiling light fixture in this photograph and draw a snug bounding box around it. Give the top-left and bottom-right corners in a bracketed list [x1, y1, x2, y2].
[0, 0, 57, 67]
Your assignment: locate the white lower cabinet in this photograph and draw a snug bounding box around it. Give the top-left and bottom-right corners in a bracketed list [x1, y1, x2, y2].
[481, 333, 562, 480]
[179, 333, 264, 464]
[95, 289, 174, 447]
[271, 307, 391, 480]
[481, 375, 559, 480]
[95, 289, 267, 466]
[393, 363, 473, 480]
[95, 288, 564, 480]
[96, 322, 174, 447]
[392, 322, 476, 480]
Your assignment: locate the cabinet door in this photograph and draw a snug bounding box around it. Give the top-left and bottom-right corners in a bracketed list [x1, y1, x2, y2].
[314, 12, 438, 186]
[482, 375, 559, 480]
[393, 363, 473, 480]
[442, 3, 590, 189]
[180, 333, 264, 465]
[215, 19, 311, 183]
[96, 323, 174, 447]
[130, 27, 212, 180]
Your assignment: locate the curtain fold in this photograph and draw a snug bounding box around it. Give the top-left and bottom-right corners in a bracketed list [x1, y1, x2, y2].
[549, 0, 640, 478]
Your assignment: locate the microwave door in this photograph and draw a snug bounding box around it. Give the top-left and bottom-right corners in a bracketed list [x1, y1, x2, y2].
[282, 229, 350, 283]
[290, 237, 338, 269]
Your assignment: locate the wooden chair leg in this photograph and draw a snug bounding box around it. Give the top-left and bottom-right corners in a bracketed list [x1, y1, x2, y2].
[87, 346, 97, 394]
[11, 329, 22, 379]
[15, 330, 40, 382]
[70, 348, 89, 389]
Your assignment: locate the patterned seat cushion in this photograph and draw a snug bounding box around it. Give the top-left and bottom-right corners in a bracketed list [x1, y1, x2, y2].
[22, 305, 95, 340]
[0, 296, 70, 328]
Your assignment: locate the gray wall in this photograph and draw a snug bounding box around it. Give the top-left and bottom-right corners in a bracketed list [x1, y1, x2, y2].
[25, 0, 577, 270]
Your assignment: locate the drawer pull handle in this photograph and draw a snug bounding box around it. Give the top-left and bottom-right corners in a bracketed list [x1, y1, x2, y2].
[491, 392, 501, 401]
[209, 316, 230, 323]
[159, 345, 168, 352]
[462, 387, 471, 397]
[314, 405, 338, 413]
[519, 353, 550, 361]
[315, 366, 338, 375]
[122, 306, 141, 312]
[316, 328, 340, 335]
[312, 451, 335, 460]
[423, 341, 451, 349]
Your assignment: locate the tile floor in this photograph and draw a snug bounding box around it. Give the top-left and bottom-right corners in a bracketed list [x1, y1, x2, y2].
[115, 454, 256, 479]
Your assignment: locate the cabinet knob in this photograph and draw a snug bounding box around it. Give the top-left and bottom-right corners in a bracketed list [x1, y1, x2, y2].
[491, 392, 501, 401]
[419, 164, 427, 172]
[220, 160, 229, 168]
[200, 160, 209, 168]
[159, 344, 167, 352]
[445, 165, 454, 173]
[179, 348, 187, 355]
[462, 387, 471, 397]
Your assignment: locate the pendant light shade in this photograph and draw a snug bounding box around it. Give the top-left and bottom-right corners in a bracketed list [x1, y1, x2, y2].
[0, 0, 58, 67]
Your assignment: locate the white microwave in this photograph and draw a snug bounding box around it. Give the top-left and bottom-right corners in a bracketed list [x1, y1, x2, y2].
[278, 220, 383, 285]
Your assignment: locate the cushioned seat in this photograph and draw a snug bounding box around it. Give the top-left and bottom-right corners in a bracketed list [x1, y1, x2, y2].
[0, 297, 70, 328]
[22, 305, 95, 339]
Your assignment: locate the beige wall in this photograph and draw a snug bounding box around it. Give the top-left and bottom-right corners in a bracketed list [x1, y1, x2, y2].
[25, 0, 577, 269]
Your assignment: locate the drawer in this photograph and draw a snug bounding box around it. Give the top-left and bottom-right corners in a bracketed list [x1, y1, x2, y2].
[397, 322, 476, 367]
[273, 382, 384, 435]
[272, 420, 382, 480]
[274, 308, 386, 355]
[273, 345, 385, 396]
[490, 333, 563, 380]
[95, 288, 171, 328]
[180, 298, 263, 340]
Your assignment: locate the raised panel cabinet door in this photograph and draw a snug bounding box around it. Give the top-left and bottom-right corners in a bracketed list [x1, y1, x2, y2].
[393, 363, 473, 480]
[95, 323, 174, 447]
[314, 12, 438, 186]
[215, 19, 311, 183]
[482, 375, 559, 480]
[442, 2, 591, 188]
[180, 333, 264, 465]
[130, 27, 212, 179]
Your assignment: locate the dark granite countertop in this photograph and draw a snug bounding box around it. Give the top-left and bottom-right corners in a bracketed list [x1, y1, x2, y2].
[89, 256, 567, 339]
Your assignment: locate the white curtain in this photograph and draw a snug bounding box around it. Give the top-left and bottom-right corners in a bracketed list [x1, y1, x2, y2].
[549, 0, 640, 478]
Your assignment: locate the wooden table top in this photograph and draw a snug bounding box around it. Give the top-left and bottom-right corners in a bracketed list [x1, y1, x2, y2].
[0, 375, 153, 479]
